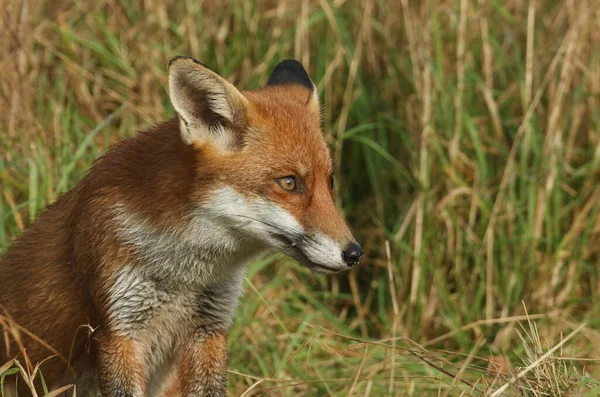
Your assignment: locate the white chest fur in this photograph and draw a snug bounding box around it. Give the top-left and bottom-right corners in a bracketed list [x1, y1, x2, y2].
[108, 202, 264, 386]
[105, 265, 246, 379]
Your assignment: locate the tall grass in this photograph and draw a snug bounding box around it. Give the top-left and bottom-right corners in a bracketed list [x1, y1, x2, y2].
[1, 0, 600, 395]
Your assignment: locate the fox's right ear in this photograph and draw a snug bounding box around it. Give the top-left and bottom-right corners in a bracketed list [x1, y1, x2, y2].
[266, 59, 319, 108]
[168, 56, 248, 149]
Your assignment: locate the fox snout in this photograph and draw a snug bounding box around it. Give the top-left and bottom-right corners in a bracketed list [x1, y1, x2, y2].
[290, 232, 363, 274]
[292, 191, 363, 273]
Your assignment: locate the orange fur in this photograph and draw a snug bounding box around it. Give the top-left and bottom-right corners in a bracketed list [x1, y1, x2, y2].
[96, 332, 147, 397]
[179, 331, 228, 397]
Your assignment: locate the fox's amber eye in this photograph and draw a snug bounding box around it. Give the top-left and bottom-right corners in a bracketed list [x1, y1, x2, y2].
[276, 176, 297, 192]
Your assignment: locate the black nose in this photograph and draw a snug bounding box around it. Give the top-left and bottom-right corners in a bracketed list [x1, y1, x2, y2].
[342, 242, 364, 267]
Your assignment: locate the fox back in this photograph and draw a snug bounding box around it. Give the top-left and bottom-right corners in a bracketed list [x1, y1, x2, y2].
[0, 57, 363, 397]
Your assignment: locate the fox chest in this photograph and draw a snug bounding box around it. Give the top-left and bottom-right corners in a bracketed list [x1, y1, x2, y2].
[108, 206, 257, 337]
[103, 266, 245, 374]
[106, 266, 244, 327]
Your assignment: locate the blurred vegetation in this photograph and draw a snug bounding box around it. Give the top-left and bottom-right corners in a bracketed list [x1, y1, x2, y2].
[1, 0, 600, 395]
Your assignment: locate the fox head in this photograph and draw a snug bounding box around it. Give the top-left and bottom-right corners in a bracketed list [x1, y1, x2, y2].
[167, 56, 363, 273]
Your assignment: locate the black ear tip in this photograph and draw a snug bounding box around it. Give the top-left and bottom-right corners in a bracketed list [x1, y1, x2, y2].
[266, 59, 314, 91]
[275, 59, 305, 70]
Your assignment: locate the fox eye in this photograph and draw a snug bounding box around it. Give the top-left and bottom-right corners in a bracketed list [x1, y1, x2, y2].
[330, 175, 335, 191]
[276, 176, 297, 192]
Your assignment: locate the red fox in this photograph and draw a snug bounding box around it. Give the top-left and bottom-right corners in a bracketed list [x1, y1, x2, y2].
[0, 57, 363, 396]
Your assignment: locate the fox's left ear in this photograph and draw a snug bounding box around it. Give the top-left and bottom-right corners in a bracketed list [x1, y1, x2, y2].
[266, 60, 319, 107]
[168, 56, 248, 149]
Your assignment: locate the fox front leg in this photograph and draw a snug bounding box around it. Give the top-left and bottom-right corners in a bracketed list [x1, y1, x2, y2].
[96, 331, 146, 397]
[178, 329, 228, 397]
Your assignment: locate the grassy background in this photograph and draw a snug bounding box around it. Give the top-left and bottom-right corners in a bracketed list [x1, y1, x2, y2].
[2, 0, 600, 395]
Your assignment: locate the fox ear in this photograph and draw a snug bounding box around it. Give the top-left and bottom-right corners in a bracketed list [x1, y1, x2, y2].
[168, 56, 247, 149]
[266, 60, 319, 106]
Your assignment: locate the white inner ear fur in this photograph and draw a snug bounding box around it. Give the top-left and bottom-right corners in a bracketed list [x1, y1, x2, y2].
[168, 60, 244, 149]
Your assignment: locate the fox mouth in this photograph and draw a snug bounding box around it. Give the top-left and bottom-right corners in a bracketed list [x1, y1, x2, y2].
[287, 246, 346, 274]
[232, 214, 347, 274]
[269, 232, 346, 274]
[307, 262, 345, 274]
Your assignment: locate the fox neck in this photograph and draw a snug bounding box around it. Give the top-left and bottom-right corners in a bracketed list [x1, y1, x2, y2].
[93, 121, 268, 287]
[114, 202, 269, 289]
